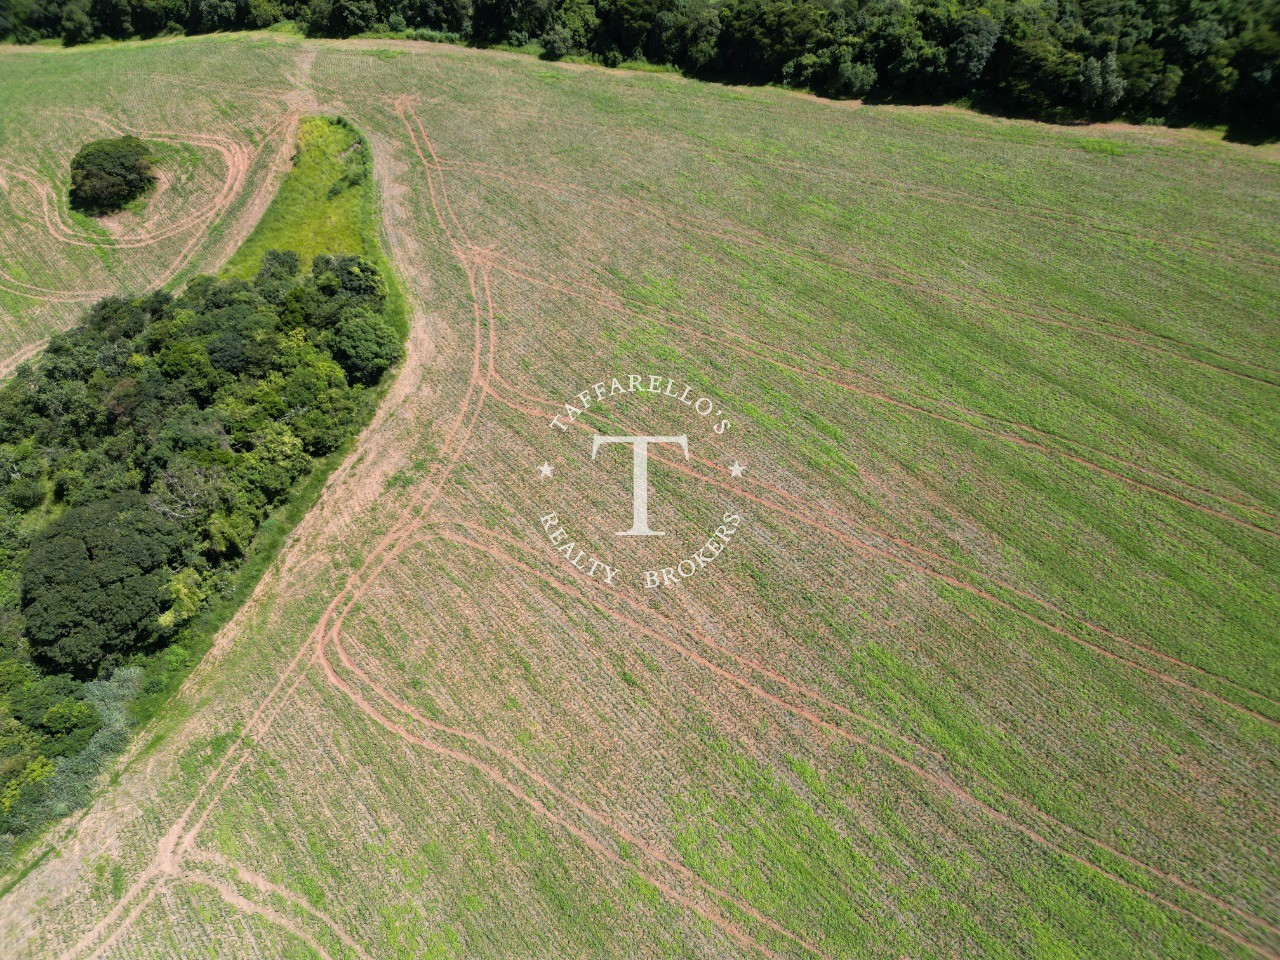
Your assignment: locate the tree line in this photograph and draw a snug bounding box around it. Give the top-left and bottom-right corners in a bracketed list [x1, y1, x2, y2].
[2, 0, 1277, 137]
[0, 252, 400, 846]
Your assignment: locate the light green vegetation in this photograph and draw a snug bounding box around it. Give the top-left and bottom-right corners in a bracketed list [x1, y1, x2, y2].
[218, 110, 408, 339]
[0, 31, 1277, 960]
[222, 116, 373, 278]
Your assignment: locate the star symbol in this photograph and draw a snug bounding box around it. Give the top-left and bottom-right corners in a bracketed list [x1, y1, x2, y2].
[538, 462, 553, 478]
[729, 460, 746, 478]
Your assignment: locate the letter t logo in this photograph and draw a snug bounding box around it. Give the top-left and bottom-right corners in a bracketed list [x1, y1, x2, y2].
[592, 435, 689, 536]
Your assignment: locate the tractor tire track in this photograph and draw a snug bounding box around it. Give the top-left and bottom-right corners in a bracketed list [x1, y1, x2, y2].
[180, 871, 341, 960]
[486, 378, 1280, 717]
[442, 510, 1280, 926]
[0, 111, 294, 311]
[493, 260, 1280, 541]
[186, 850, 375, 960]
[434, 523, 1279, 958]
[320, 595, 835, 960]
[432, 107, 1280, 275]
[440, 156, 1280, 384]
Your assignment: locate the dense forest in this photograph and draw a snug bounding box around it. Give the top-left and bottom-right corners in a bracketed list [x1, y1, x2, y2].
[1, 0, 1277, 136]
[0, 252, 399, 849]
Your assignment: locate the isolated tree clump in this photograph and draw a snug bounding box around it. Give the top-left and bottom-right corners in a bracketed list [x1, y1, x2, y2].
[68, 136, 156, 215]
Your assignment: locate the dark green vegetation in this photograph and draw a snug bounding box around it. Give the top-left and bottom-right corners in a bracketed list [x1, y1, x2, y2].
[0, 116, 401, 858]
[68, 135, 155, 214]
[4, 0, 1279, 137]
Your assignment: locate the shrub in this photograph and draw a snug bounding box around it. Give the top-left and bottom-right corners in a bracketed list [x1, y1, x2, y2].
[6, 478, 45, 511]
[541, 21, 574, 58]
[69, 137, 156, 215]
[408, 28, 464, 43]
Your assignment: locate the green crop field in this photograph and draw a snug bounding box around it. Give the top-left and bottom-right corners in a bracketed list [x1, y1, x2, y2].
[1, 31, 1278, 960]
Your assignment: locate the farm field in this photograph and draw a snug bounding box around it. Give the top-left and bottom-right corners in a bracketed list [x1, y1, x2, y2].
[1, 31, 1279, 960]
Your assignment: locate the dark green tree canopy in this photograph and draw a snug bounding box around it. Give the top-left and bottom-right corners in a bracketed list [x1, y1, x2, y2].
[68, 136, 156, 215]
[1, 249, 401, 681]
[22, 493, 181, 677]
[7, 0, 1277, 137]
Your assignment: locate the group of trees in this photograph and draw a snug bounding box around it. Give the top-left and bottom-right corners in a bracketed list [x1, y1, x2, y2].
[0, 251, 400, 837]
[2, 0, 1277, 135]
[69, 136, 155, 214]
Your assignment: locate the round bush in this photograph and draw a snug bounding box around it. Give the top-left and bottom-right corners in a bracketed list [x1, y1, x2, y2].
[69, 136, 156, 215]
[7, 477, 46, 511]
